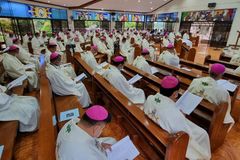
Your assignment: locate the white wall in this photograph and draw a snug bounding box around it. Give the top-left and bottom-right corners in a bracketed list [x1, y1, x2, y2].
[153, 0, 240, 45]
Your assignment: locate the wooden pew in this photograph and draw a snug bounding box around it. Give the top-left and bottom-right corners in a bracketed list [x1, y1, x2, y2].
[205, 58, 239, 70]
[74, 54, 189, 159]
[175, 39, 182, 54]
[219, 53, 231, 62]
[190, 36, 200, 47]
[147, 59, 240, 122]
[37, 64, 57, 160]
[80, 41, 92, 50]
[179, 43, 196, 62]
[0, 121, 18, 160]
[27, 42, 33, 54]
[54, 95, 85, 129]
[123, 64, 230, 151]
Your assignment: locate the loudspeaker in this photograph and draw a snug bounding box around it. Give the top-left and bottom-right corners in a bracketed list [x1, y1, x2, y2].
[208, 3, 216, 8]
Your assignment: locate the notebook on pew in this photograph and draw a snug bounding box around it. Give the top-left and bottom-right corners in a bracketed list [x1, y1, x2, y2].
[217, 79, 237, 92]
[0, 145, 4, 159]
[128, 74, 143, 85]
[176, 90, 203, 115]
[60, 63, 72, 68]
[74, 73, 87, 82]
[59, 108, 80, 122]
[99, 61, 109, 68]
[151, 66, 159, 74]
[106, 136, 139, 160]
[6, 74, 28, 90]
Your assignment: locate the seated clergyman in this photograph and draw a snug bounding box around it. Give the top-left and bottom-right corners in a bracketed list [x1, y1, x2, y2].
[46, 52, 91, 108]
[102, 55, 145, 104]
[56, 105, 116, 160]
[0, 84, 39, 132]
[144, 76, 211, 160]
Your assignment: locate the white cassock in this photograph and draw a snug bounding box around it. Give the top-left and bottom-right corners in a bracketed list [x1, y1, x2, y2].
[106, 37, 114, 54]
[6, 36, 13, 47]
[81, 51, 102, 72]
[158, 50, 180, 67]
[97, 41, 113, 62]
[102, 65, 145, 104]
[120, 42, 135, 64]
[162, 37, 170, 47]
[57, 41, 65, 52]
[15, 44, 40, 70]
[144, 93, 211, 160]
[2, 53, 38, 88]
[46, 64, 91, 108]
[182, 39, 193, 48]
[92, 36, 100, 46]
[0, 85, 39, 132]
[41, 36, 48, 44]
[133, 56, 152, 74]
[22, 34, 30, 51]
[234, 66, 240, 75]
[56, 118, 116, 160]
[32, 37, 44, 55]
[45, 49, 52, 64]
[59, 32, 65, 40]
[74, 42, 83, 53]
[230, 53, 240, 65]
[168, 32, 175, 44]
[176, 32, 182, 37]
[188, 77, 234, 124]
[183, 33, 190, 40]
[142, 39, 155, 60]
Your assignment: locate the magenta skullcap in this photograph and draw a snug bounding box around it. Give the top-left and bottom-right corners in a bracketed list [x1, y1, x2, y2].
[113, 56, 124, 62]
[74, 36, 79, 41]
[57, 36, 61, 40]
[210, 63, 225, 75]
[48, 42, 57, 47]
[50, 52, 59, 60]
[167, 43, 174, 49]
[100, 36, 106, 41]
[91, 45, 98, 51]
[142, 48, 149, 54]
[8, 45, 19, 51]
[161, 76, 179, 89]
[86, 105, 108, 121]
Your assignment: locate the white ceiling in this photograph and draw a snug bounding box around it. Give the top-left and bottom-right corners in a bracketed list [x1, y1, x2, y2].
[85, 0, 171, 12]
[34, 0, 171, 12]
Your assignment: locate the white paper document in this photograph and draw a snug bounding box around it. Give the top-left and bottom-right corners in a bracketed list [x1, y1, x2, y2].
[60, 63, 72, 68]
[6, 74, 28, 90]
[74, 73, 87, 82]
[24, 63, 35, 70]
[151, 66, 159, 74]
[128, 74, 143, 85]
[0, 145, 4, 159]
[107, 136, 139, 160]
[181, 67, 191, 72]
[99, 61, 109, 68]
[176, 90, 203, 115]
[217, 79, 237, 92]
[59, 108, 80, 122]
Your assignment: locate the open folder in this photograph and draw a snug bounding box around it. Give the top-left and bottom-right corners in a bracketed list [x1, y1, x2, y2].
[176, 90, 203, 115]
[6, 74, 28, 90]
[128, 74, 143, 85]
[217, 79, 237, 92]
[74, 73, 87, 82]
[107, 136, 139, 160]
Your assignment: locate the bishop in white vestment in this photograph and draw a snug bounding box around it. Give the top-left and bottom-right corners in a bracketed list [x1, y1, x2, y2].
[56, 105, 115, 160]
[188, 63, 234, 125]
[2, 45, 39, 89]
[0, 85, 39, 132]
[144, 76, 211, 160]
[120, 37, 135, 64]
[46, 52, 91, 108]
[97, 36, 113, 62]
[102, 56, 145, 104]
[158, 44, 180, 67]
[142, 37, 155, 60]
[133, 48, 152, 74]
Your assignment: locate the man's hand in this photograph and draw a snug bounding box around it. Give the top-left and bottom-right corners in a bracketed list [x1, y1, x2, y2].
[101, 143, 112, 151]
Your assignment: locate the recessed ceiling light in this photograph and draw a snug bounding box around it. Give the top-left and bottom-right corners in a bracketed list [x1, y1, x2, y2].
[138, 0, 141, 3]
[63, 4, 66, 6]
[47, 0, 50, 3]
[151, 7, 153, 10]
[101, 8, 104, 10]
[150, 1, 152, 4]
